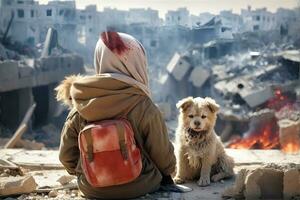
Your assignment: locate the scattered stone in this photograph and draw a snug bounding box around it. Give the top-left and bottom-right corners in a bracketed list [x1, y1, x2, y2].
[48, 189, 58, 198]
[0, 175, 37, 196]
[0, 159, 23, 177]
[57, 175, 76, 185]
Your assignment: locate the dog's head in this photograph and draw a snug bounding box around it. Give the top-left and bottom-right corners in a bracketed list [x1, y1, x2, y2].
[176, 97, 220, 138]
[55, 75, 82, 109]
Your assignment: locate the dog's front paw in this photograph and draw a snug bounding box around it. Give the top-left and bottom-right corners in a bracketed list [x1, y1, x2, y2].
[197, 175, 210, 187]
[173, 176, 185, 184]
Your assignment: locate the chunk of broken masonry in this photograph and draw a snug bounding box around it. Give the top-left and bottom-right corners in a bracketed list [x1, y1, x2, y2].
[57, 175, 76, 185]
[283, 164, 300, 199]
[0, 175, 37, 196]
[278, 119, 300, 153]
[223, 163, 300, 200]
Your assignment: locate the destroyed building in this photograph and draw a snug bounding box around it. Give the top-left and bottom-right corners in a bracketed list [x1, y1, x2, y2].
[0, 26, 85, 148]
[154, 21, 300, 154]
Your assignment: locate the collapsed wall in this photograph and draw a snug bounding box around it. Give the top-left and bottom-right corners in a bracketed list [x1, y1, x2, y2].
[0, 54, 84, 130]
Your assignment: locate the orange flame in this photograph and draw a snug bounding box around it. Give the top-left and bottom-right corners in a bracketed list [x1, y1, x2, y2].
[228, 88, 300, 153]
[281, 142, 300, 153]
[228, 124, 279, 150]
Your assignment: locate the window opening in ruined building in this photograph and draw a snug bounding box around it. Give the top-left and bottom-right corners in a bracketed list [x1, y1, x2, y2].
[32, 86, 49, 127]
[46, 9, 52, 16]
[17, 0, 24, 4]
[17, 9, 24, 18]
[30, 10, 34, 18]
[253, 25, 260, 30]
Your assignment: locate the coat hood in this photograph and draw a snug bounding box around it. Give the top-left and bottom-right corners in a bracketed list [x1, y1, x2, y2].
[71, 75, 147, 121]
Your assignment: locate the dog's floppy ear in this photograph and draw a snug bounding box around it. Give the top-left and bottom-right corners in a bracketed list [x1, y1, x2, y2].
[204, 97, 220, 113]
[176, 97, 193, 111]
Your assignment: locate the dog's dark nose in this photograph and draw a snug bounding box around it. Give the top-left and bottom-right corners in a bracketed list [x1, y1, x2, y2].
[194, 121, 200, 126]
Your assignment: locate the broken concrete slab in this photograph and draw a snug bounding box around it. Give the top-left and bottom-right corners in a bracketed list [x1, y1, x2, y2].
[29, 170, 76, 189]
[0, 149, 62, 169]
[57, 175, 76, 186]
[0, 175, 37, 196]
[0, 54, 85, 92]
[189, 67, 210, 88]
[239, 85, 274, 108]
[0, 61, 18, 81]
[283, 166, 300, 199]
[223, 164, 300, 200]
[166, 52, 191, 81]
[244, 166, 283, 199]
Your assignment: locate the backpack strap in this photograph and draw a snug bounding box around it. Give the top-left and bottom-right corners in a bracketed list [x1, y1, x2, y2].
[82, 129, 94, 162]
[115, 122, 128, 160]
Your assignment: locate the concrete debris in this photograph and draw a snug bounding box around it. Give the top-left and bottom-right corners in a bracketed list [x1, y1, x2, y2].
[189, 67, 210, 88]
[239, 85, 273, 108]
[0, 175, 37, 197]
[57, 175, 76, 186]
[0, 54, 85, 93]
[223, 163, 300, 200]
[0, 159, 23, 177]
[48, 190, 58, 198]
[166, 52, 191, 81]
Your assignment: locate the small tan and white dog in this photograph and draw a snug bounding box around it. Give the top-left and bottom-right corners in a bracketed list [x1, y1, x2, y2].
[55, 74, 83, 109]
[174, 97, 234, 187]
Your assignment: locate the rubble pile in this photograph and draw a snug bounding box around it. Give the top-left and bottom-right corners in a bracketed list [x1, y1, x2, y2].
[157, 31, 300, 152]
[223, 163, 300, 199]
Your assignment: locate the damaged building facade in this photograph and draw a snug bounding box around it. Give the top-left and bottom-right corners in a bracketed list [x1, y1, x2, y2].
[0, 0, 78, 50]
[0, 19, 84, 149]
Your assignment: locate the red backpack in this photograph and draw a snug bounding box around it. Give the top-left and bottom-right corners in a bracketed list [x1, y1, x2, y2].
[78, 119, 142, 187]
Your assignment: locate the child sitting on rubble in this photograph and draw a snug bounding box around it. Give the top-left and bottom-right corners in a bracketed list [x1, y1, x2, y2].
[58, 31, 176, 199]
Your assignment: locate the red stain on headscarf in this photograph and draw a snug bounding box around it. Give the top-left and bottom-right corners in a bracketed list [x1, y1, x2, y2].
[101, 31, 129, 55]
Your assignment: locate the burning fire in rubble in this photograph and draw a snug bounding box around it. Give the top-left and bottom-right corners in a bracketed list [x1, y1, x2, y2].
[228, 89, 300, 153]
[228, 123, 280, 150]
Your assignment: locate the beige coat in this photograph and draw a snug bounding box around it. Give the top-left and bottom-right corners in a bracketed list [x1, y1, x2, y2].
[59, 77, 176, 199]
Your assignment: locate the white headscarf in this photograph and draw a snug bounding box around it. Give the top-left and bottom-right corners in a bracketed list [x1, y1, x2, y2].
[94, 32, 150, 97]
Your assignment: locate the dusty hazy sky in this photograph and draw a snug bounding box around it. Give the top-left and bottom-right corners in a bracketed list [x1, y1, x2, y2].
[38, 0, 299, 18]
